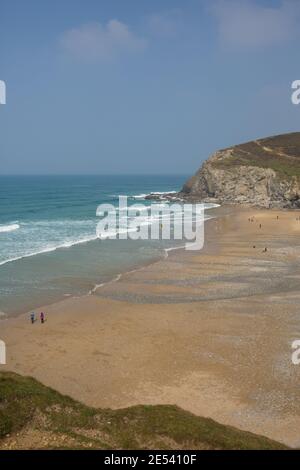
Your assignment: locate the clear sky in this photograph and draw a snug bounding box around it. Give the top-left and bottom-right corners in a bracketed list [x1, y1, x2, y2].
[1, 0, 300, 175]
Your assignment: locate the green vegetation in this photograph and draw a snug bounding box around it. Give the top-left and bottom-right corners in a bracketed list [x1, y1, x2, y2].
[0, 371, 288, 450]
[213, 132, 300, 177]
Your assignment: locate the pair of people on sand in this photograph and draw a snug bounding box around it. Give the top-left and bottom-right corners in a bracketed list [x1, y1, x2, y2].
[30, 312, 45, 324]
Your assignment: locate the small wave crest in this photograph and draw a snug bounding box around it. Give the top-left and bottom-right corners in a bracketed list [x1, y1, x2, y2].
[131, 191, 177, 200]
[0, 234, 99, 267]
[110, 191, 177, 201]
[0, 223, 20, 233]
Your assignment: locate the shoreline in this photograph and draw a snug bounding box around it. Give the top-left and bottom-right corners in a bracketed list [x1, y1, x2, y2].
[0, 240, 185, 320]
[0, 204, 219, 319]
[2, 205, 300, 447]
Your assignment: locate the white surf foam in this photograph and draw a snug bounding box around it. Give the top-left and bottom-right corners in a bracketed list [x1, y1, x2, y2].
[131, 191, 177, 200]
[0, 234, 99, 267]
[130, 193, 148, 199]
[150, 191, 177, 195]
[0, 223, 20, 233]
[89, 273, 122, 294]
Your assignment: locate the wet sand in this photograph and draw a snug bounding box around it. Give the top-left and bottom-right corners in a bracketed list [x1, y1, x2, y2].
[2, 206, 300, 447]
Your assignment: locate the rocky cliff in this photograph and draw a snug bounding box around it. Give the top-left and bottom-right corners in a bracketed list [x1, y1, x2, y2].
[179, 132, 300, 208]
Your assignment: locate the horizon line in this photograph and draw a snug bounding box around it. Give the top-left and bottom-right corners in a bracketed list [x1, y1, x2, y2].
[0, 173, 190, 177]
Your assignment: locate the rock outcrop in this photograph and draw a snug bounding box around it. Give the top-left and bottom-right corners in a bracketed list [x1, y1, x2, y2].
[179, 132, 300, 208]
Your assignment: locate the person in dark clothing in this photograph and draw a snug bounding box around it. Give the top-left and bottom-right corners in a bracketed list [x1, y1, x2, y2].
[30, 312, 35, 324]
[40, 312, 45, 324]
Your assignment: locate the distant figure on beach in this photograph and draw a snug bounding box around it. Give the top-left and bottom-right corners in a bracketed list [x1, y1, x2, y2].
[30, 312, 35, 324]
[40, 312, 45, 324]
[259, 224, 261, 229]
[277, 215, 279, 220]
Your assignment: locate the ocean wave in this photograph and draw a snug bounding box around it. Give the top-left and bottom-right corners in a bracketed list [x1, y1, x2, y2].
[109, 193, 149, 200]
[131, 191, 177, 200]
[0, 234, 99, 267]
[0, 223, 20, 233]
[109, 191, 178, 200]
[0, 207, 217, 267]
[130, 193, 148, 199]
[97, 224, 152, 239]
[22, 219, 96, 227]
[150, 191, 177, 195]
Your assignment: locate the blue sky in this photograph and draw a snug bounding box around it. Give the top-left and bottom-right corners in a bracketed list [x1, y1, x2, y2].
[1, 0, 300, 174]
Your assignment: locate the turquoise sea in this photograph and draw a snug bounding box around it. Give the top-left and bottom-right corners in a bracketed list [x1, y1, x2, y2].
[0, 175, 190, 316]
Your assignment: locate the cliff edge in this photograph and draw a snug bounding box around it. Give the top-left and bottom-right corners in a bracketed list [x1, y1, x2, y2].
[0, 372, 287, 450]
[180, 132, 300, 208]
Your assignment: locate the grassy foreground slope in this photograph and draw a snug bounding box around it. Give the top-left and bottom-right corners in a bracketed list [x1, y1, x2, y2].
[0, 372, 288, 450]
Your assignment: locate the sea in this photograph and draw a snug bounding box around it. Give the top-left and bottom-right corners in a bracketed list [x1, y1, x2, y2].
[0, 175, 213, 316]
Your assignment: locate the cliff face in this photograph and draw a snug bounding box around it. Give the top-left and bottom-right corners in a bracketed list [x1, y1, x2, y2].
[180, 132, 300, 208]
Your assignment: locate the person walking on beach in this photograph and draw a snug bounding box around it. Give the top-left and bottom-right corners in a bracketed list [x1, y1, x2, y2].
[30, 312, 35, 324]
[40, 312, 45, 324]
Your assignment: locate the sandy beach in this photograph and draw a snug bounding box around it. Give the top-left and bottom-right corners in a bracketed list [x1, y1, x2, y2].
[2, 206, 300, 447]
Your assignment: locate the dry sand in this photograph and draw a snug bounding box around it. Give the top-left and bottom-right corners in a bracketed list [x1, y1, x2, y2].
[2, 206, 300, 447]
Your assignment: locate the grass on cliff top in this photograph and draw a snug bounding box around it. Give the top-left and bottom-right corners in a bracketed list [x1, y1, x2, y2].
[0, 371, 288, 450]
[213, 132, 300, 177]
